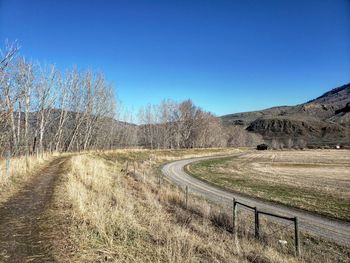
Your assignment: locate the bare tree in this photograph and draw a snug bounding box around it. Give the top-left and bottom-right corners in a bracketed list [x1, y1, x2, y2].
[52, 69, 71, 152]
[137, 99, 230, 149]
[16, 58, 34, 154]
[0, 41, 19, 72]
[33, 65, 57, 155]
[1, 42, 250, 154]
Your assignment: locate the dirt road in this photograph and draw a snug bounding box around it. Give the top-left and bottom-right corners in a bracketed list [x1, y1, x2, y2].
[0, 157, 68, 262]
[161, 153, 350, 245]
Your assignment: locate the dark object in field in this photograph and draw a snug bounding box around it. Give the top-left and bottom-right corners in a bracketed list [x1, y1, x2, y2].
[257, 144, 268, 150]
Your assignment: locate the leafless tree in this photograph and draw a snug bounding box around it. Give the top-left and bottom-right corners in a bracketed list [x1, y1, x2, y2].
[0, 41, 20, 72]
[137, 99, 230, 149]
[32, 65, 57, 155]
[2, 42, 271, 154]
[16, 59, 34, 155]
[53, 69, 70, 152]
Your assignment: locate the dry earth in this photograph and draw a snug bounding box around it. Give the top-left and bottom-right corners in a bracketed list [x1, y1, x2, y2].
[0, 157, 69, 262]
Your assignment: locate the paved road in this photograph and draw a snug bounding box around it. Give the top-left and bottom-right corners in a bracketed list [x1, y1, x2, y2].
[161, 153, 350, 245]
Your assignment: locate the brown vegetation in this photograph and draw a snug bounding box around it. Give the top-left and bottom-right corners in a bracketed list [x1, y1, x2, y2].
[186, 150, 350, 221]
[0, 153, 54, 205]
[46, 149, 349, 262]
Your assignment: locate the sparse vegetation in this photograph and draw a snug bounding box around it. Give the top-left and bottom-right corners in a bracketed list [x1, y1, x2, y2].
[186, 150, 350, 221]
[221, 83, 350, 148]
[0, 153, 54, 204]
[45, 149, 349, 262]
[1, 1, 349, 261]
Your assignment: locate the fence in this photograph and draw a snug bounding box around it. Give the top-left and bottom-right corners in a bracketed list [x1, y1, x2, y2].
[233, 199, 300, 256]
[181, 184, 301, 256]
[124, 161, 301, 257]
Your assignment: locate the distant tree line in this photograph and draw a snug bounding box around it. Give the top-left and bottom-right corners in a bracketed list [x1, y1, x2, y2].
[0, 42, 263, 155]
[137, 99, 228, 149]
[137, 100, 265, 149]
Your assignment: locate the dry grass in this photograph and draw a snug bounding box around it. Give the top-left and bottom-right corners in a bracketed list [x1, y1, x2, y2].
[0, 152, 55, 204]
[186, 149, 350, 221]
[49, 149, 349, 262]
[96, 147, 242, 163]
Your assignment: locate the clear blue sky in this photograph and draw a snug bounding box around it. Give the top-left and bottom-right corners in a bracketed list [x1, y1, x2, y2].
[1, 0, 349, 116]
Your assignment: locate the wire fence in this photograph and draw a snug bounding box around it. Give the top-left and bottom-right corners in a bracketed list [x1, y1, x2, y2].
[179, 186, 302, 256]
[124, 160, 302, 257]
[174, 181, 302, 256]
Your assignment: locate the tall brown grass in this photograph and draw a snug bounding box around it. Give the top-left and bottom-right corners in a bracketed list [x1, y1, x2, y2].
[1, 148, 347, 262]
[61, 153, 302, 262]
[0, 152, 54, 203]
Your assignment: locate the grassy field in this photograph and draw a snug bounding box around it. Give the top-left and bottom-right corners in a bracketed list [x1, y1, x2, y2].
[185, 150, 350, 221]
[44, 148, 349, 262]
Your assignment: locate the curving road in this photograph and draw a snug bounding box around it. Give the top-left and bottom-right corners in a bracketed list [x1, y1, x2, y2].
[161, 153, 350, 245]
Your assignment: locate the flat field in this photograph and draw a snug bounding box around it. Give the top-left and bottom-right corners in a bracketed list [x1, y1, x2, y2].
[186, 150, 350, 221]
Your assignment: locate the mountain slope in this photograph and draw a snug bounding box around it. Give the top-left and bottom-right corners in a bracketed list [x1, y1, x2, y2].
[221, 83, 350, 145]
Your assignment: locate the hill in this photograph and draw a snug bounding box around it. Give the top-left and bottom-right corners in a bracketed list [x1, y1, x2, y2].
[221, 83, 350, 146]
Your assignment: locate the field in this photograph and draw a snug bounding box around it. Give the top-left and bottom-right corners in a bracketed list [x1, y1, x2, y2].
[186, 150, 350, 221]
[0, 148, 349, 262]
[49, 149, 348, 262]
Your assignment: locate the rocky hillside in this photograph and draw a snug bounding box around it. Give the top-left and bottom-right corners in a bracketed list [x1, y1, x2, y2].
[221, 83, 350, 146]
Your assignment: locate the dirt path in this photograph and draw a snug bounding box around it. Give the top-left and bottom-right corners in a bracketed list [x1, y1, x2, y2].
[0, 156, 68, 263]
[162, 153, 350, 245]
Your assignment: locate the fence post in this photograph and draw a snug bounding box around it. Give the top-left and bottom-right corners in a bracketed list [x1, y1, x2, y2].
[125, 161, 129, 174]
[232, 198, 237, 234]
[294, 217, 300, 256]
[185, 185, 188, 209]
[255, 207, 260, 239]
[5, 151, 11, 177]
[25, 153, 29, 174]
